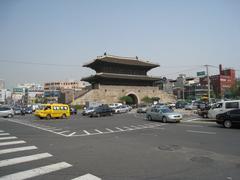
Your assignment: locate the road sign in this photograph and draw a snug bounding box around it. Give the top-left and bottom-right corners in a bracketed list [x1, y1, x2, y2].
[197, 71, 205, 76]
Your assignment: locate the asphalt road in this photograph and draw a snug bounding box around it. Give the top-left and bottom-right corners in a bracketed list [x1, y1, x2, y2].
[0, 111, 240, 180]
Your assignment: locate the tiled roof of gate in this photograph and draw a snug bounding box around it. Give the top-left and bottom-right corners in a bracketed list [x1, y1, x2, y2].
[82, 73, 161, 81]
[83, 55, 160, 68]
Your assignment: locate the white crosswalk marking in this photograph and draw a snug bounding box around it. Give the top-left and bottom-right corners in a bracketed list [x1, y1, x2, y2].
[72, 173, 102, 180]
[0, 131, 75, 180]
[0, 140, 25, 146]
[0, 136, 17, 140]
[0, 162, 72, 180]
[0, 146, 38, 155]
[0, 153, 52, 167]
[0, 133, 10, 136]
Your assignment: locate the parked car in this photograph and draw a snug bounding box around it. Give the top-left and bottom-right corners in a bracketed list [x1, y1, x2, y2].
[109, 103, 122, 109]
[0, 106, 14, 118]
[197, 103, 210, 118]
[137, 105, 149, 113]
[114, 105, 130, 113]
[146, 107, 182, 123]
[184, 103, 198, 110]
[175, 101, 188, 109]
[82, 107, 95, 116]
[89, 105, 114, 117]
[25, 107, 33, 114]
[216, 109, 240, 128]
[13, 107, 22, 115]
[167, 103, 176, 109]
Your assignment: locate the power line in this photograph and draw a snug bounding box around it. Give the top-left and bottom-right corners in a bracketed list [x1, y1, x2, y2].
[163, 67, 203, 76]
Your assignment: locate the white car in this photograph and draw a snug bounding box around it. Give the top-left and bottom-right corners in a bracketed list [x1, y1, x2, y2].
[114, 105, 129, 113]
[82, 107, 95, 116]
[0, 106, 14, 118]
[146, 107, 182, 123]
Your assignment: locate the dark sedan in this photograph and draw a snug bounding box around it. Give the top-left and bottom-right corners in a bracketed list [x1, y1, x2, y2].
[89, 105, 114, 117]
[216, 109, 240, 128]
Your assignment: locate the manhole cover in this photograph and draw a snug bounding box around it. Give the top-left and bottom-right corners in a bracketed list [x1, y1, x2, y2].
[158, 145, 181, 151]
[190, 156, 213, 164]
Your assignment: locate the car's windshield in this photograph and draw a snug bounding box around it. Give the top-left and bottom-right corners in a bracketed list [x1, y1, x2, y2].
[161, 108, 173, 113]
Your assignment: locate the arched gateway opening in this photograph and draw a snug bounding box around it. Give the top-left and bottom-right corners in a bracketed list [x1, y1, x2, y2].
[126, 93, 139, 105]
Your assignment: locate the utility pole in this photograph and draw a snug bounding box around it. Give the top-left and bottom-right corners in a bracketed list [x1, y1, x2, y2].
[204, 65, 211, 103]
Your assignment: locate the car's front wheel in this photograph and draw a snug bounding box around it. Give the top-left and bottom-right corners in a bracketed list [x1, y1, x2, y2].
[162, 117, 167, 123]
[223, 120, 232, 128]
[7, 114, 13, 118]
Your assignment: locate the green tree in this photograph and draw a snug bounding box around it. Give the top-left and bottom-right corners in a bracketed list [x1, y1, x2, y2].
[119, 96, 133, 104]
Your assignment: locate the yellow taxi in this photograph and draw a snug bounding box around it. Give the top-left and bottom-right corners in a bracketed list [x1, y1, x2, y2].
[34, 104, 70, 119]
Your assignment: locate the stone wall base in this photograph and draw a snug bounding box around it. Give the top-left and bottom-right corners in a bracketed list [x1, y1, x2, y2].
[72, 85, 176, 105]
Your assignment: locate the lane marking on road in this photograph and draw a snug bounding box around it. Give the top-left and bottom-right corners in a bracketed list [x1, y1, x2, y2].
[83, 130, 90, 135]
[105, 128, 114, 132]
[45, 128, 63, 131]
[0, 136, 18, 140]
[186, 130, 216, 135]
[0, 130, 4, 133]
[0, 162, 72, 180]
[177, 124, 203, 128]
[115, 127, 124, 131]
[72, 173, 102, 180]
[94, 129, 103, 134]
[68, 123, 167, 137]
[0, 146, 38, 155]
[4, 118, 166, 138]
[130, 125, 142, 129]
[0, 133, 10, 136]
[123, 126, 134, 130]
[184, 118, 201, 122]
[4, 119, 69, 137]
[0, 153, 52, 167]
[57, 131, 70, 134]
[67, 132, 76, 136]
[0, 140, 26, 146]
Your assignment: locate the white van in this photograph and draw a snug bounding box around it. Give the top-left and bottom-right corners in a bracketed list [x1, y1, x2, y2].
[208, 100, 240, 119]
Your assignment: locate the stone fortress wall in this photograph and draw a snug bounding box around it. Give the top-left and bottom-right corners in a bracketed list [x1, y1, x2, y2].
[72, 85, 176, 105]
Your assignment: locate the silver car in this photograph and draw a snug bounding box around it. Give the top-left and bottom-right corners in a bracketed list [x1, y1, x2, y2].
[0, 106, 14, 118]
[146, 107, 182, 123]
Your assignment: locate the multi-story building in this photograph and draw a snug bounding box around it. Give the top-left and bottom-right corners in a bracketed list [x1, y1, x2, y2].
[12, 83, 44, 105]
[43, 80, 89, 104]
[44, 81, 88, 91]
[0, 79, 5, 89]
[12, 87, 28, 105]
[0, 89, 11, 104]
[200, 64, 236, 98]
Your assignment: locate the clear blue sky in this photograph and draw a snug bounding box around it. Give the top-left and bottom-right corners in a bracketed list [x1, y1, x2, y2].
[0, 0, 240, 88]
